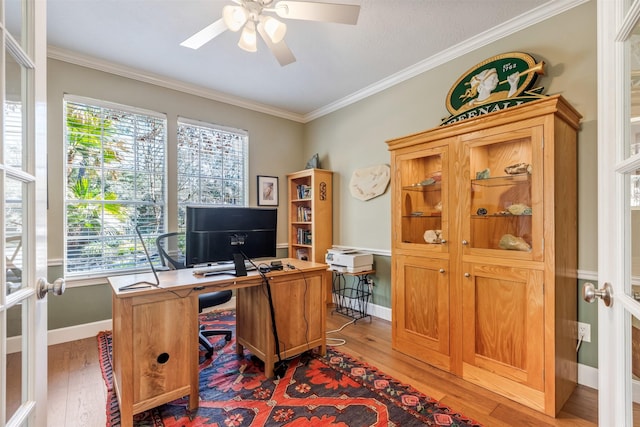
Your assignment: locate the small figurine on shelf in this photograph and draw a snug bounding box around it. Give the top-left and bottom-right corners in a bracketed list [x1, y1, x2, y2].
[412, 178, 435, 187]
[504, 162, 532, 175]
[424, 229, 443, 244]
[476, 168, 490, 179]
[498, 234, 531, 252]
[305, 153, 320, 169]
[507, 203, 532, 215]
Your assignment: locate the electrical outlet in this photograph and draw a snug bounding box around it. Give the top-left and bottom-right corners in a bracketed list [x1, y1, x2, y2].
[578, 322, 591, 343]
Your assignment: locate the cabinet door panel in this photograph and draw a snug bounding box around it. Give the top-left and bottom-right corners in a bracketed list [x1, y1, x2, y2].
[392, 256, 450, 370]
[132, 297, 194, 403]
[462, 124, 544, 261]
[394, 145, 449, 253]
[462, 263, 544, 391]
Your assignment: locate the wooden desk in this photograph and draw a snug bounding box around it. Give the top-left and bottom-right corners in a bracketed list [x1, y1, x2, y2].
[108, 258, 327, 427]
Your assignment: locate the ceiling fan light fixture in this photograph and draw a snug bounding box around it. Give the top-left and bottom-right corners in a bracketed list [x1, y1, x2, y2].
[261, 15, 286, 44]
[238, 21, 257, 52]
[223, 5, 248, 32]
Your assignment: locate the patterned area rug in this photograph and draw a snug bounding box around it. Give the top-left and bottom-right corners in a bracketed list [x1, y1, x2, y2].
[98, 310, 482, 426]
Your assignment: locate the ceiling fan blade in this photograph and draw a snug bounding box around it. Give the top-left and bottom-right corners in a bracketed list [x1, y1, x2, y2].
[257, 23, 296, 66]
[180, 18, 228, 50]
[274, 1, 360, 25]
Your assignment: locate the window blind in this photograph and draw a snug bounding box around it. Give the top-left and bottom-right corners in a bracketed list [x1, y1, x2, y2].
[176, 118, 248, 230]
[64, 96, 167, 276]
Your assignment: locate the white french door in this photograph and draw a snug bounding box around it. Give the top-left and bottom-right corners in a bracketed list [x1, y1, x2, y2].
[596, 0, 640, 425]
[1, 0, 51, 426]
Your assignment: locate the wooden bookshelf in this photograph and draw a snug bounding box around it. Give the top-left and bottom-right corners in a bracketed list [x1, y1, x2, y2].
[287, 168, 333, 264]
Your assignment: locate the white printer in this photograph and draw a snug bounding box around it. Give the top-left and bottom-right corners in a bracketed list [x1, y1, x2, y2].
[325, 247, 373, 273]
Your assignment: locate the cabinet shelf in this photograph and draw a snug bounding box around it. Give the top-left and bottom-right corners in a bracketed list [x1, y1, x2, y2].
[403, 213, 442, 218]
[471, 213, 532, 219]
[402, 182, 442, 192]
[471, 173, 530, 187]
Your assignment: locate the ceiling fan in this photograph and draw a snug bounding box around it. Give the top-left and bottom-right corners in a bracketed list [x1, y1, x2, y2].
[180, 0, 360, 66]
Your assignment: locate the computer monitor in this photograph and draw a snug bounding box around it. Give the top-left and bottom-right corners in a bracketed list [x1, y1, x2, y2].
[185, 206, 277, 271]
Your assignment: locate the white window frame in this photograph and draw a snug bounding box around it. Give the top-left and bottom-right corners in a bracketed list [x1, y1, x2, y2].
[63, 95, 167, 278]
[176, 117, 249, 230]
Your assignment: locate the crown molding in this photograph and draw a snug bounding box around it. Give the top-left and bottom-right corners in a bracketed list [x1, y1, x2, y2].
[305, 0, 588, 122]
[47, 45, 307, 123]
[48, 0, 587, 124]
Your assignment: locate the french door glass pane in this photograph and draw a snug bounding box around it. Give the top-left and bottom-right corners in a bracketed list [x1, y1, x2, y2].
[5, 176, 24, 294]
[632, 312, 640, 424]
[5, 45, 24, 170]
[6, 303, 26, 424]
[5, 0, 24, 49]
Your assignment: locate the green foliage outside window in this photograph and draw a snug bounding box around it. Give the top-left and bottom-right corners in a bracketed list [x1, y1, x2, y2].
[64, 99, 166, 275]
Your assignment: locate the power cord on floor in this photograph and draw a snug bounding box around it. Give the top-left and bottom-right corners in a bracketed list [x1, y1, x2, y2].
[326, 318, 356, 347]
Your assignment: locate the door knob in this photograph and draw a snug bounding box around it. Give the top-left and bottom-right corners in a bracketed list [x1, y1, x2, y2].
[37, 277, 65, 299]
[464, 272, 471, 278]
[582, 282, 612, 307]
[439, 268, 445, 273]
[462, 240, 469, 245]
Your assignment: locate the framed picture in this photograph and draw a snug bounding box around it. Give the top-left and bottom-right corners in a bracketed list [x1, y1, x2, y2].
[257, 175, 279, 206]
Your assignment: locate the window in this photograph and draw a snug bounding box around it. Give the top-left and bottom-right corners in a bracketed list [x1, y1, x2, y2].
[64, 96, 167, 276]
[177, 118, 248, 229]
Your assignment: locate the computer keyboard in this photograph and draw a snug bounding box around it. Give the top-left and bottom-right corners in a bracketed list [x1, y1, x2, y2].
[192, 261, 256, 275]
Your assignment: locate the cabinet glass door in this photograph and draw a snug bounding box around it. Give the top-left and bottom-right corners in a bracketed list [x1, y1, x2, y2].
[397, 146, 448, 252]
[463, 126, 543, 260]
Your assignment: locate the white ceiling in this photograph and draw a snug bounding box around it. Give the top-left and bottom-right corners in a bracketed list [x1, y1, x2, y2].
[46, 0, 573, 122]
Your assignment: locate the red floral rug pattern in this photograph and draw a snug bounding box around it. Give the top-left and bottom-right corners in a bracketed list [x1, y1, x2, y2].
[98, 310, 482, 426]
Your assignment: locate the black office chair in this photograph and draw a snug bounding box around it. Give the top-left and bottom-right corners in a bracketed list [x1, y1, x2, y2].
[156, 232, 233, 358]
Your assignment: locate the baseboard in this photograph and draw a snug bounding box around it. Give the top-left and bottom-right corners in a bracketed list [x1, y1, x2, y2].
[578, 362, 598, 389]
[7, 318, 113, 354]
[368, 303, 392, 322]
[331, 295, 391, 322]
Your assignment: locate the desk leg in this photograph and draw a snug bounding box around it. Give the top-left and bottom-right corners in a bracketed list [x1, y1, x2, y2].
[113, 297, 134, 427]
[189, 304, 200, 412]
[120, 405, 133, 427]
[264, 358, 274, 378]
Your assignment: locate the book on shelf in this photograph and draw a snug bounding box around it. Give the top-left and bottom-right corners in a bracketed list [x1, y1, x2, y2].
[296, 184, 311, 199]
[296, 228, 312, 245]
[297, 206, 312, 222]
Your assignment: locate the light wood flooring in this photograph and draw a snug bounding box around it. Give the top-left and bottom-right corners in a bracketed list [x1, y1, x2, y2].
[42, 306, 597, 426]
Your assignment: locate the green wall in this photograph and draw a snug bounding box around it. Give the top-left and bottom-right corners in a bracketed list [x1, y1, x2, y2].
[578, 279, 599, 368]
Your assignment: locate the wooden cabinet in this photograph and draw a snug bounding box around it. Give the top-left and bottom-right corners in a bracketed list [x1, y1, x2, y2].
[386, 95, 581, 416]
[287, 168, 333, 263]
